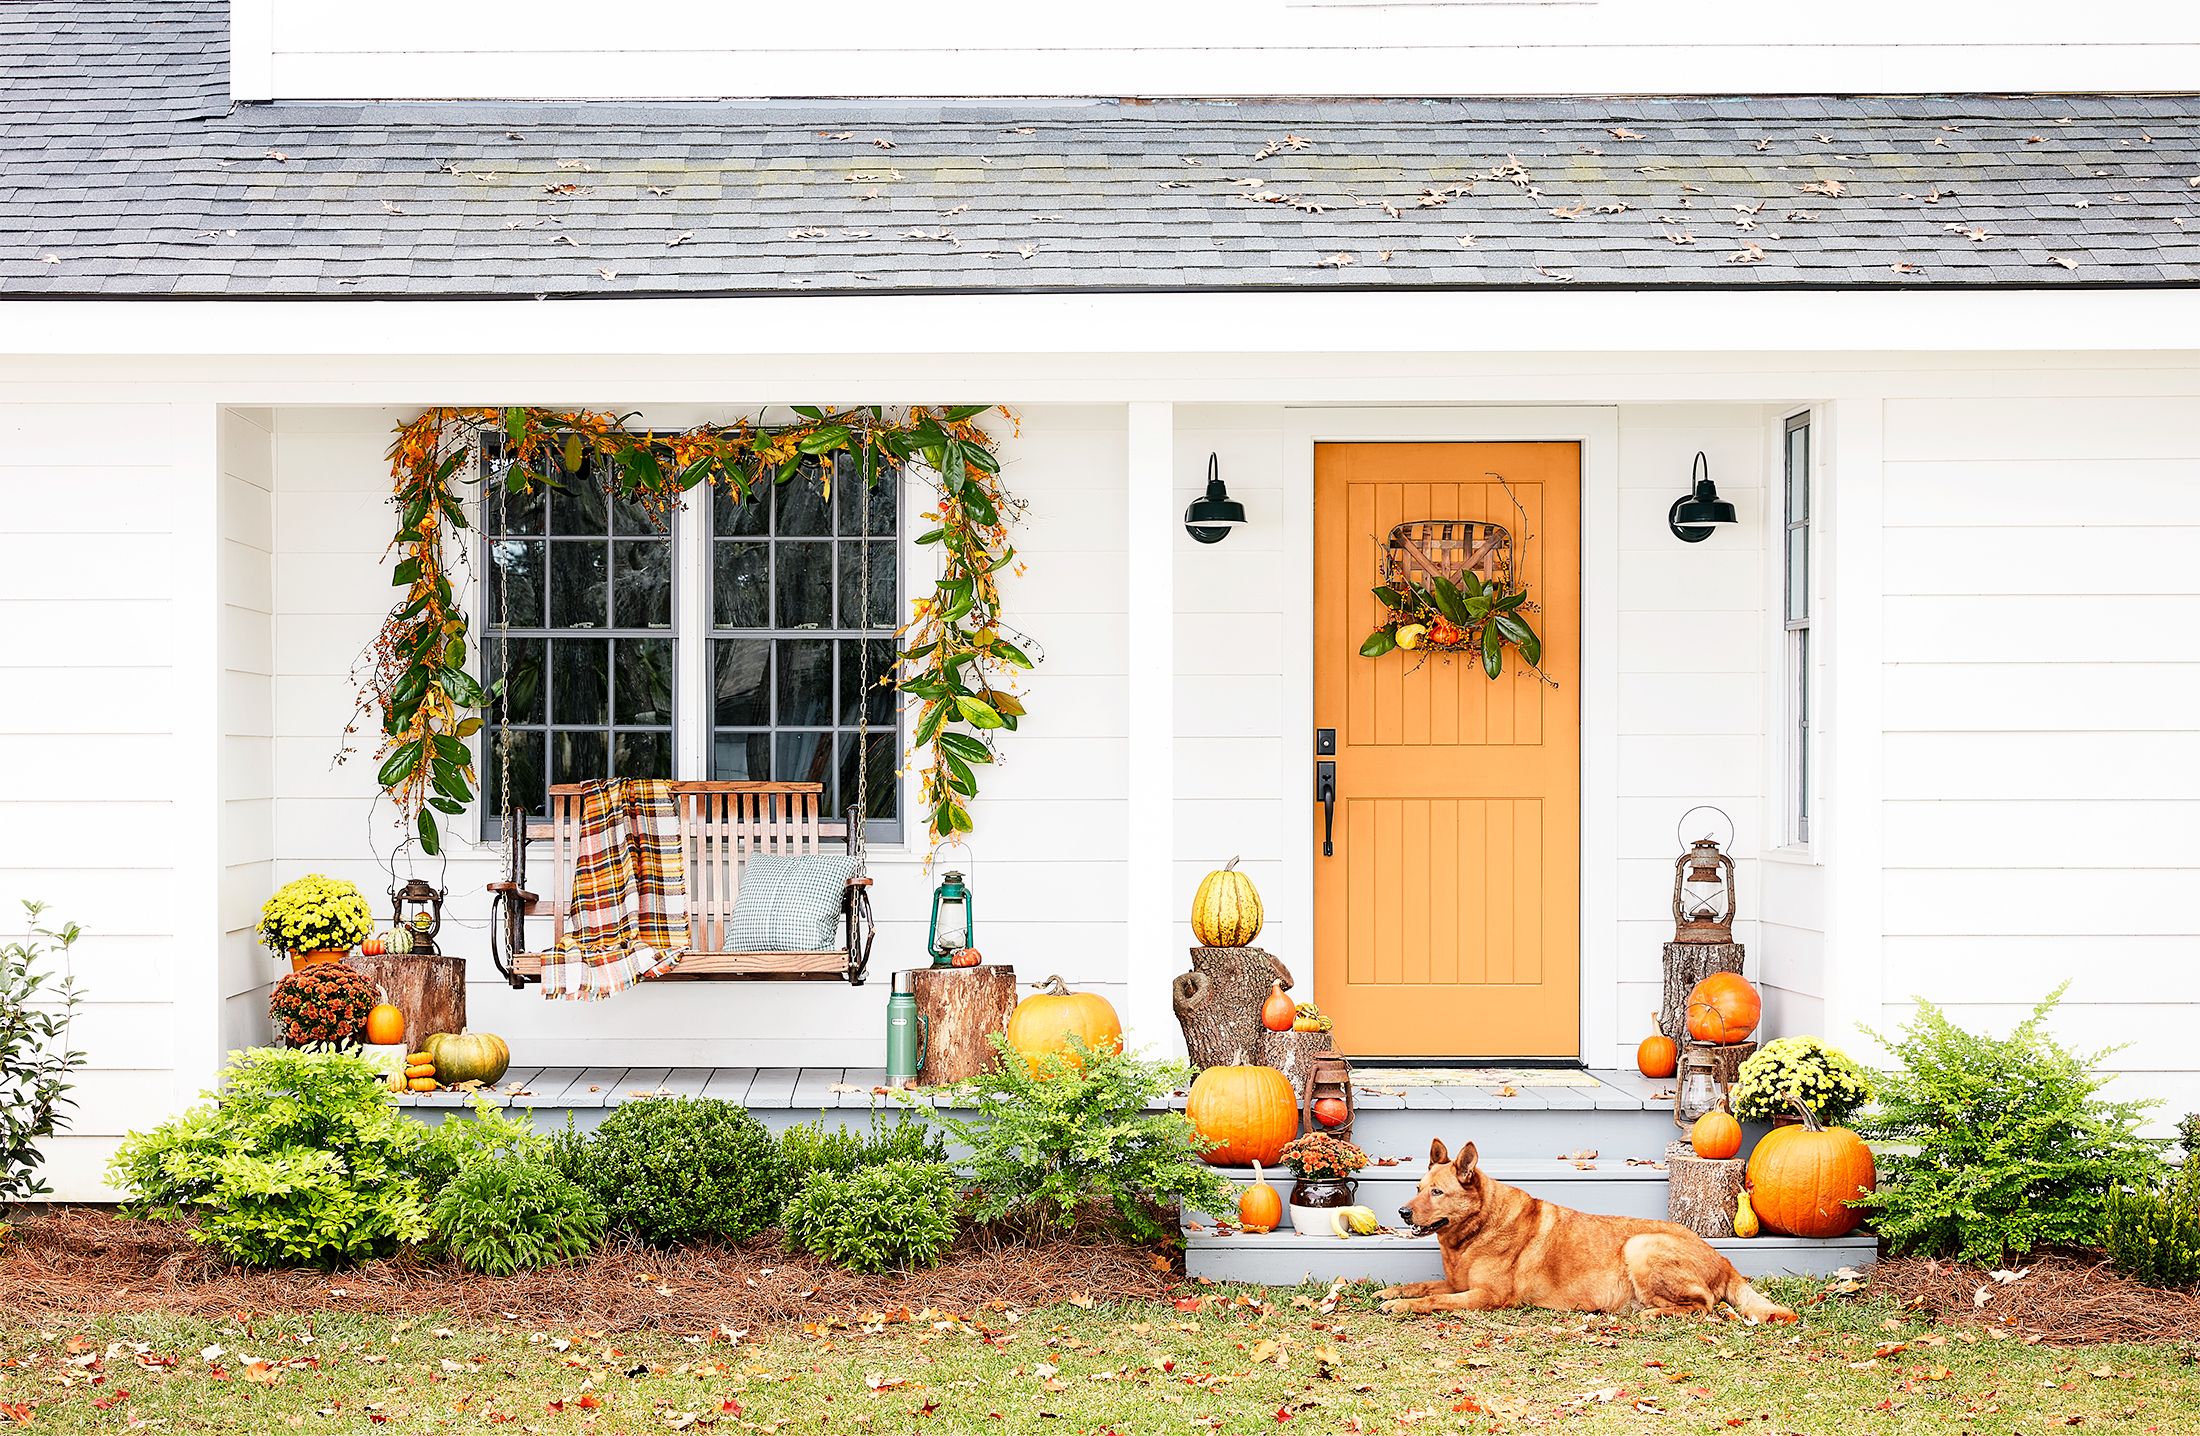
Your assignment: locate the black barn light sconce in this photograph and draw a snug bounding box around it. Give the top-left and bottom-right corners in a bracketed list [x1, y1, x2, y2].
[1668, 451, 1739, 543]
[1184, 452, 1249, 544]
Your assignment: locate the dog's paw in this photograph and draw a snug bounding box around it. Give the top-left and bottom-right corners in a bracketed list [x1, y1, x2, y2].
[1378, 1298, 1418, 1316]
[1765, 1310, 1800, 1325]
[1372, 1286, 1403, 1300]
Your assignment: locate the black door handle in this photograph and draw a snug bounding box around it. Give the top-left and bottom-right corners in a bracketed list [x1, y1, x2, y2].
[1315, 760, 1337, 856]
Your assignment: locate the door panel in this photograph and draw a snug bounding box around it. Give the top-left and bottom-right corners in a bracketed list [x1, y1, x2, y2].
[1313, 442, 1581, 1058]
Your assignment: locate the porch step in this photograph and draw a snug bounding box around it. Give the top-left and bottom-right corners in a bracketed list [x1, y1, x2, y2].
[1200, 1159, 1674, 1223]
[1185, 1225, 1875, 1284]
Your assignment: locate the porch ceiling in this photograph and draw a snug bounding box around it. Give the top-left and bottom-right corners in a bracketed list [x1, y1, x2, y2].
[4, 1, 2199, 300]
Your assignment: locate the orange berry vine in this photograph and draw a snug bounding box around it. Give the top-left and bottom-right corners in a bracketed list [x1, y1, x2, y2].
[351, 405, 1024, 857]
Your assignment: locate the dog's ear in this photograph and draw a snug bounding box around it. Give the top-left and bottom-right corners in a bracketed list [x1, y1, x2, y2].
[1454, 1141, 1479, 1174]
[1427, 1137, 1450, 1168]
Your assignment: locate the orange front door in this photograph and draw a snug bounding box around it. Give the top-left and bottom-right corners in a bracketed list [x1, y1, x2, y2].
[1312, 442, 1581, 1059]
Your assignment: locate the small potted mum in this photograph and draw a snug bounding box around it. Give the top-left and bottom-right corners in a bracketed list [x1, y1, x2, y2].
[1277, 1132, 1368, 1234]
[258, 874, 375, 972]
[1729, 1036, 1873, 1129]
[268, 963, 379, 1049]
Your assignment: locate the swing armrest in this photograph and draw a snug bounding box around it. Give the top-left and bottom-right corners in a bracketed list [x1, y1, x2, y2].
[845, 876, 873, 889]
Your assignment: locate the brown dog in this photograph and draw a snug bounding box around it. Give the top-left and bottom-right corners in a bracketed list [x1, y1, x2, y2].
[1377, 1138, 1796, 1321]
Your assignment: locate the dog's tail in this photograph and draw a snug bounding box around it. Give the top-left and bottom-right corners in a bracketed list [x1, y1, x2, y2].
[1721, 1271, 1798, 1324]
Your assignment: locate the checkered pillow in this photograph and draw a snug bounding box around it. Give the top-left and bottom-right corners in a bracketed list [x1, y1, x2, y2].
[726, 854, 857, 952]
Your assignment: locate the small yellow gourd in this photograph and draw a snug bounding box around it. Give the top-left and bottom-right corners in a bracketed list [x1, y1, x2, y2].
[1733, 1187, 1761, 1239]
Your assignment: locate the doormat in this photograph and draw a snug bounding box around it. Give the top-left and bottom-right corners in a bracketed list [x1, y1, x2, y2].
[1358, 1067, 1603, 1088]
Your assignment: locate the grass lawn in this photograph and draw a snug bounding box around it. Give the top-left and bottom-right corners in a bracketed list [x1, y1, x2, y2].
[6, 1278, 2198, 1435]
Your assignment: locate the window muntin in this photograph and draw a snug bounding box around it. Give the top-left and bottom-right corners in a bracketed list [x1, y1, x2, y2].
[1782, 413, 1812, 845]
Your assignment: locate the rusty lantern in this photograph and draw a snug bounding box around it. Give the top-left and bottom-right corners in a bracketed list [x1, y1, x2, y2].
[1672, 1045, 1726, 1130]
[1670, 807, 1737, 945]
[390, 877, 444, 956]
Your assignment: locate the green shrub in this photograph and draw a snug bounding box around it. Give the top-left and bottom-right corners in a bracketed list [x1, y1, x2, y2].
[924, 1037, 1236, 1243]
[107, 1047, 430, 1268]
[1729, 1036, 1873, 1128]
[778, 1113, 946, 1187]
[416, 1098, 547, 1197]
[0, 902, 85, 1207]
[782, 1160, 961, 1274]
[573, 1098, 782, 1245]
[2104, 1165, 2200, 1289]
[1857, 986, 2159, 1266]
[430, 1158, 607, 1275]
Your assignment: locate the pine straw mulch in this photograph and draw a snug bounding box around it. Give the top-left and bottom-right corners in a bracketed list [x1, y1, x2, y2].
[1872, 1250, 2200, 1347]
[0, 1208, 1177, 1333]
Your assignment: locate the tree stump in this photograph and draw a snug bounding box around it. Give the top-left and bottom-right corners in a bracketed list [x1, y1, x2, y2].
[1172, 946, 1293, 1070]
[1664, 1140, 1745, 1239]
[347, 953, 465, 1049]
[1259, 1027, 1332, 1092]
[1659, 941, 1746, 1043]
[1685, 1040, 1759, 1088]
[910, 964, 1018, 1087]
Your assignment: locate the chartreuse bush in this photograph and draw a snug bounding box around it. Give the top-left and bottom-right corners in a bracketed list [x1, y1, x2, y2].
[778, 1113, 946, 1188]
[415, 1096, 548, 1197]
[569, 1097, 783, 1245]
[108, 1047, 430, 1268]
[431, 1159, 606, 1275]
[783, 1159, 961, 1274]
[1858, 986, 2159, 1266]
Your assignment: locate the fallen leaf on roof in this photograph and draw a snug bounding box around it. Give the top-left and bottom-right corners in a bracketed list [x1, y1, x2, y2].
[380, 200, 405, 215]
[551, 234, 577, 246]
[1015, 244, 1036, 259]
[556, 158, 583, 170]
[1800, 178, 1847, 198]
[1317, 252, 1356, 268]
[1457, 234, 1475, 247]
[904, 229, 958, 245]
[1728, 243, 1766, 263]
[1754, 137, 1773, 151]
[1665, 231, 1695, 245]
[944, 203, 970, 216]
[40, 253, 59, 264]
[819, 130, 853, 140]
[1889, 262, 1922, 274]
[873, 138, 897, 149]
[1608, 126, 1644, 140]
[1005, 126, 1035, 135]
[1549, 204, 1590, 220]
[543, 183, 580, 196]
[2026, 135, 2045, 144]
[264, 149, 288, 163]
[665, 232, 694, 247]
[2047, 254, 2079, 270]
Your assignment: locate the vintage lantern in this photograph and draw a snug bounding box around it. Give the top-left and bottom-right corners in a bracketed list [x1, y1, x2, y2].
[1303, 1053, 1356, 1140]
[1672, 1045, 1726, 1130]
[1671, 829, 1736, 945]
[390, 877, 444, 956]
[926, 870, 974, 967]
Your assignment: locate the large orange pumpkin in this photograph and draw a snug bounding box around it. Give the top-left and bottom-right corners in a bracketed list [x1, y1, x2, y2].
[365, 1003, 406, 1047]
[1686, 972, 1762, 1044]
[1636, 1033, 1678, 1078]
[1186, 1064, 1298, 1167]
[1006, 976, 1123, 1071]
[1745, 1101, 1876, 1238]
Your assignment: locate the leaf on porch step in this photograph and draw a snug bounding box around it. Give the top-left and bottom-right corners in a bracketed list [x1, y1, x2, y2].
[1496, 1084, 1519, 1097]
[628, 1088, 672, 1098]
[827, 1083, 863, 1094]
[1560, 1149, 1598, 1162]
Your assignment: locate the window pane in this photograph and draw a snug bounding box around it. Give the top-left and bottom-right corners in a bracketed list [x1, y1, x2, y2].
[1786, 424, 1810, 523]
[549, 474, 609, 537]
[552, 639, 609, 726]
[774, 463, 832, 537]
[838, 731, 898, 822]
[1786, 525, 1809, 623]
[487, 480, 544, 537]
[484, 636, 546, 726]
[611, 486, 664, 537]
[712, 541, 769, 628]
[714, 639, 769, 726]
[614, 729, 672, 777]
[837, 539, 896, 629]
[483, 729, 545, 820]
[549, 541, 608, 629]
[776, 638, 834, 726]
[775, 543, 833, 628]
[839, 638, 896, 724]
[488, 538, 545, 629]
[713, 483, 768, 537]
[775, 731, 835, 805]
[615, 638, 675, 725]
[837, 466, 898, 536]
[552, 729, 607, 785]
[712, 731, 770, 781]
[613, 539, 674, 629]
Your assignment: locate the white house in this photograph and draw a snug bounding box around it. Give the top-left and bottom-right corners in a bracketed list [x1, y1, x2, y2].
[4, 0, 2199, 1202]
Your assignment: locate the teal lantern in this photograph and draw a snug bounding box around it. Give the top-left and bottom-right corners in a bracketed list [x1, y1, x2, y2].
[927, 870, 974, 966]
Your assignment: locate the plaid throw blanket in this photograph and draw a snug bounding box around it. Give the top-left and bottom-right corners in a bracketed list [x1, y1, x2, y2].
[541, 778, 689, 1000]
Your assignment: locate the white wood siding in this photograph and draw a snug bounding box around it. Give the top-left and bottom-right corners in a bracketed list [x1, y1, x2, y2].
[1880, 395, 2200, 1133]
[241, 0, 2200, 100]
[219, 410, 277, 1058]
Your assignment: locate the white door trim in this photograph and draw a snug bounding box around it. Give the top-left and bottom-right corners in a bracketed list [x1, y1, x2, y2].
[1280, 407, 1621, 1065]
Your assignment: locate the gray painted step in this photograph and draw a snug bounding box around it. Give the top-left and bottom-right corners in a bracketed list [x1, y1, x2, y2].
[1186, 1226, 1875, 1284]
[1203, 1160, 1674, 1222]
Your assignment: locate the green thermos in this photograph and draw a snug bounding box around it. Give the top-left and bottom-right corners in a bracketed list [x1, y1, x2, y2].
[885, 970, 928, 1088]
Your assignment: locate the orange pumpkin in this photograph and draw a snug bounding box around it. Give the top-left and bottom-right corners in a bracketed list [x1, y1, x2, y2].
[1260, 982, 1296, 1033]
[1690, 1103, 1742, 1160]
[364, 1003, 405, 1047]
[1636, 1033, 1678, 1078]
[1186, 1064, 1298, 1167]
[1745, 1101, 1876, 1238]
[1238, 1161, 1283, 1233]
[1006, 976, 1123, 1071]
[1686, 972, 1762, 1045]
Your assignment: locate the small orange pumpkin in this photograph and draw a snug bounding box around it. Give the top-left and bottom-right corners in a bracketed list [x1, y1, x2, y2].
[1260, 982, 1296, 1033]
[1005, 975, 1123, 1071]
[1637, 1033, 1678, 1078]
[1186, 1064, 1298, 1167]
[1686, 972, 1762, 1045]
[1238, 1161, 1283, 1233]
[364, 1003, 405, 1047]
[1311, 1095, 1349, 1129]
[1690, 1102, 1742, 1160]
[1746, 1100, 1876, 1238]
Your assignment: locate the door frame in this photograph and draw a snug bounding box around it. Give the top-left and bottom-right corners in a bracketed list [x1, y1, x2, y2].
[1281, 407, 1621, 1065]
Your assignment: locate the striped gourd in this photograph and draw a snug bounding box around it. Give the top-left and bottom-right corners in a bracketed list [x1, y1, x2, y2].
[1191, 858, 1264, 948]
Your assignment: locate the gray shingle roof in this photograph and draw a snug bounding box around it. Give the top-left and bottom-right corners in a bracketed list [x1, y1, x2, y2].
[5, 1, 2199, 298]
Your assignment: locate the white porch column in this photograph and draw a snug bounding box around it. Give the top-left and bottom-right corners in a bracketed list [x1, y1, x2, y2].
[175, 403, 228, 1094]
[1820, 397, 1887, 1058]
[1124, 402, 1179, 1056]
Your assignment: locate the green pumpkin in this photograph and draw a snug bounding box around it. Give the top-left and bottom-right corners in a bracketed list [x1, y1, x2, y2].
[422, 1031, 511, 1085]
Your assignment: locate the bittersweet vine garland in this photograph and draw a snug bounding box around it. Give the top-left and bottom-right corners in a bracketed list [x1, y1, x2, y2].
[349, 405, 1024, 857]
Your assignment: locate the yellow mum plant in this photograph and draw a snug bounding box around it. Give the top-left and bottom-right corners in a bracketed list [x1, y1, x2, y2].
[257, 875, 375, 956]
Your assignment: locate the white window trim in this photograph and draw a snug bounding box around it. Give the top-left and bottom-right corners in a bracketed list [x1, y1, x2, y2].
[1763, 404, 1819, 863]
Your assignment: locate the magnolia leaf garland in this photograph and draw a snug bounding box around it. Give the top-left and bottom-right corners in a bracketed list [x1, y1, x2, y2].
[353, 405, 1025, 856]
[1358, 567, 1547, 681]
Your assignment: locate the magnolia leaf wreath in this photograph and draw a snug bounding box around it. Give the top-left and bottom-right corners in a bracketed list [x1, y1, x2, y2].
[1357, 477, 1550, 682]
[349, 405, 1026, 858]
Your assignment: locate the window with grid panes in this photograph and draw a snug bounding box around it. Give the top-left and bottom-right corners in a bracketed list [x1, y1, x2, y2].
[479, 447, 901, 842]
[1782, 412, 1812, 846]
